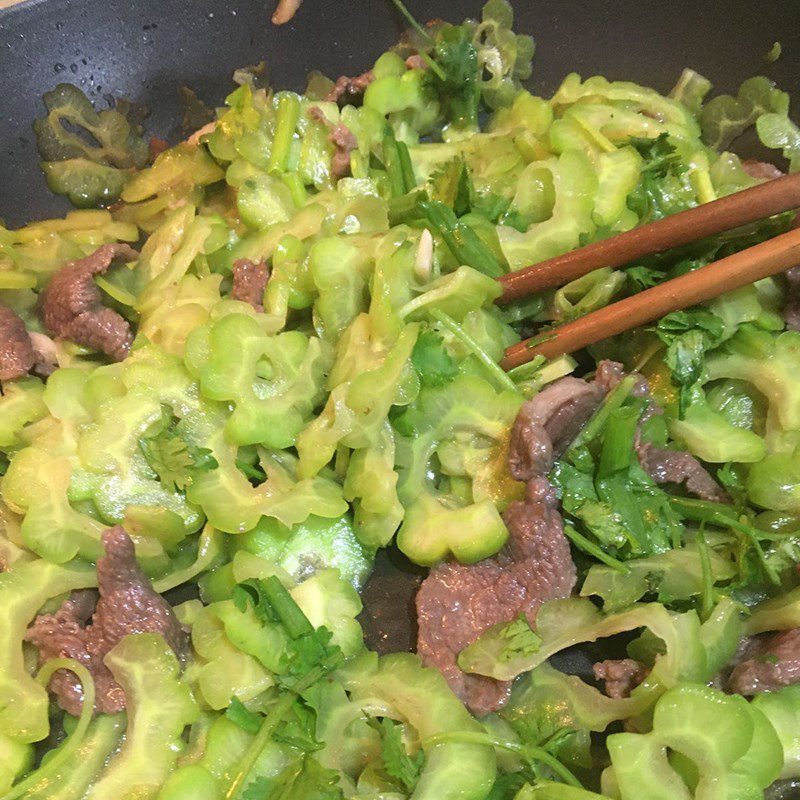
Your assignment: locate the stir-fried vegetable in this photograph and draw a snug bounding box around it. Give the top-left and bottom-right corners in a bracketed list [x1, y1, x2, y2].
[3, 1, 800, 798]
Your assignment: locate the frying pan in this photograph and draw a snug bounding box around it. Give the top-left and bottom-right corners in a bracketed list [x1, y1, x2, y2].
[1, 0, 799, 657]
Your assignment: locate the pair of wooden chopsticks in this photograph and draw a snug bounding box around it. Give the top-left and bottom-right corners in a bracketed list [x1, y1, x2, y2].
[498, 172, 800, 371]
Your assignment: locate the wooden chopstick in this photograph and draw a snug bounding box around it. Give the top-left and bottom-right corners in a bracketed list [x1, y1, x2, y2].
[501, 225, 800, 370]
[497, 172, 800, 304]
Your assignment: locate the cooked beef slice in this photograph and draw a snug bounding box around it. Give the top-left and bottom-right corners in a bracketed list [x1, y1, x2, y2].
[741, 160, 784, 181]
[307, 106, 358, 178]
[594, 658, 648, 699]
[40, 243, 138, 361]
[508, 377, 605, 481]
[728, 628, 800, 695]
[322, 70, 375, 103]
[416, 478, 576, 715]
[231, 258, 270, 311]
[636, 442, 729, 503]
[0, 304, 36, 381]
[26, 526, 187, 715]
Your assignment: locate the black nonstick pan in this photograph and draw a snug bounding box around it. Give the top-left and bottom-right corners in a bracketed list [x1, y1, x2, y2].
[1, 0, 799, 659]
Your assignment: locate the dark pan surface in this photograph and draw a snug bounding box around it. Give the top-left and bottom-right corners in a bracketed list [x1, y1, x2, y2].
[1, 0, 799, 657]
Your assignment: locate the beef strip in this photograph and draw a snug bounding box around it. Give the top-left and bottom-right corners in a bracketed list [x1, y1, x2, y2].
[636, 442, 729, 503]
[416, 478, 576, 715]
[231, 258, 270, 311]
[0, 304, 36, 381]
[593, 658, 648, 699]
[728, 628, 800, 695]
[507, 376, 605, 481]
[322, 70, 375, 103]
[417, 375, 601, 715]
[26, 526, 188, 715]
[40, 243, 138, 362]
[307, 107, 358, 179]
[742, 159, 784, 182]
[405, 54, 428, 70]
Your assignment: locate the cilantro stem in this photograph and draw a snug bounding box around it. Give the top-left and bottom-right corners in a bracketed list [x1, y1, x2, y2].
[388, 0, 446, 80]
[225, 665, 328, 800]
[430, 309, 521, 396]
[563, 524, 630, 573]
[383, 134, 406, 197]
[422, 731, 582, 788]
[225, 691, 296, 800]
[418, 199, 505, 278]
[396, 140, 416, 192]
[567, 375, 637, 458]
[262, 574, 314, 638]
[696, 528, 715, 622]
[669, 497, 780, 586]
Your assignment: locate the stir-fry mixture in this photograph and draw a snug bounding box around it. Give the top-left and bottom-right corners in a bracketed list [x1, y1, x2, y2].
[3, 2, 800, 798]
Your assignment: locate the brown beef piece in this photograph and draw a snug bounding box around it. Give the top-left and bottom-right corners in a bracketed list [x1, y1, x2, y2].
[594, 658, 648, 699]
[728, 628, 800, 695]
[322, 70, 375, 103]
[26, 526, 188, 715]
[405, 54, 428, 70]
[636, 442, 729, 503]
[742, 160, 784, 182]
[0, 304, 35, 381]
[231, 258, 270, 311]
[307, 106, 358, 179]
[40, 243, 138, 362]
[329, 124, 358, 178]
[416, 478, 576, 715]
[508, 377, 605, 481]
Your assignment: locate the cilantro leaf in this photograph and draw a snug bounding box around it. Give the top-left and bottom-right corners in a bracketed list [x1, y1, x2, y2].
[429, 156, 474, 216]
[428, 25, 480, 130]
[272, 757, 342, 800]
[232, 576, 343, 687]
[411, 330, 459, 388]
[241, 776, 271, 800]
[138, 405, 218, 492]
[655, 309, 725, 416]
[367, 717, 424, 793]
[273, 702, 323, 752]
[496, 614, 542, 662]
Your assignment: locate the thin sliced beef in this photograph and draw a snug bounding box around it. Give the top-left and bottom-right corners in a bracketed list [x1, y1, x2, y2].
[637, 442, 729, 503]
[41, 243, 138, 361]
[594, 658, 648, 699]
[308, 107, 358, 179]
[0, 305, 35, 381]
[405, 54, 428, 70]
[742, 160, 784, 182]
[231, 258, 270, 311]
[322, 70, 375, 103]
[26, 526, 188, 715]
[728, 628, 800, 695]
[417, 479, 576, 715]
[508, 376, 605, 481]
[417, 375, 598, 715]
